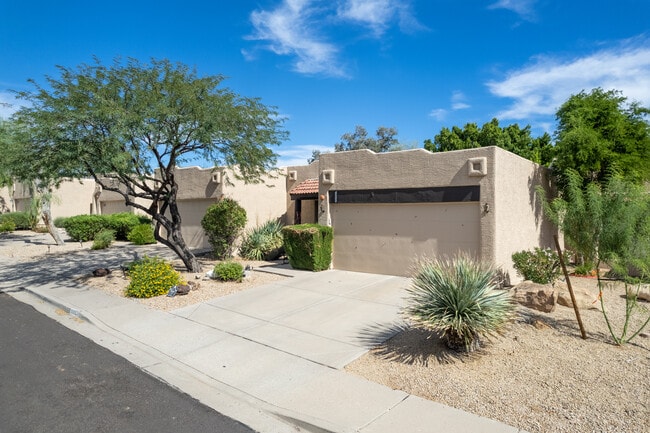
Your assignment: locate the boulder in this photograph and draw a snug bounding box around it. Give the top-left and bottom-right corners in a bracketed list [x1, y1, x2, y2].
[626, 284, 650, 302]
[555, 282, 600, 310]
[512, 281, 557, 313]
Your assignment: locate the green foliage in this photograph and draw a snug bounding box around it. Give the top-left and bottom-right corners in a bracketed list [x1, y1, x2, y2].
[239, 219, 284, 260]
[554, 88, 650, 185]
[334, 125, 399, 153]
[424, 118, 553, 165]
[0, 220, 16, 233]
[540, 172, 650, 344]
[213, 261, 244, 282]
[281, 224, 333, 271]
[91, 229, 115, 250]
[61, 215, 107, 242]
[0, 212, 31, 230]
[126, 256, 183, 298]
[106, 213, 151, 241]
[201, 198, 247, 260]
[404, 255, 515, 352]
[12, 57, 287, 272]
[511, 247, 568, 284]
[53, 217, 68, 228]
[127, 223, 157, 245]
[573, 262, 595, 276]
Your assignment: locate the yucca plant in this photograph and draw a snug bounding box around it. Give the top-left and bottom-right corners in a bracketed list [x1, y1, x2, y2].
[404, 255, 515, 352]
[239, 219, 284, 260]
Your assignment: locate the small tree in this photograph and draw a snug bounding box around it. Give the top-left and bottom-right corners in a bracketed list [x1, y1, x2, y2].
[11, 58, 286, 271]
[201, 198, 247, 260]
[541, 170, 650, 345]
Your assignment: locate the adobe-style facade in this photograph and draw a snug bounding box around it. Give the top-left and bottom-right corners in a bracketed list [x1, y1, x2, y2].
[287, 146, 556, 283]
[2, 146, 556, 283]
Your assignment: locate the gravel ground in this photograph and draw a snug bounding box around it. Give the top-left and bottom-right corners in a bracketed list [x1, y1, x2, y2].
[3, 230, 648, 432]
[346, 278, 650, 433]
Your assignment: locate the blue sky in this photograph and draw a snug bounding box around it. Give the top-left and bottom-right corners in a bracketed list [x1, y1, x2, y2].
[1, 0, 649, 166]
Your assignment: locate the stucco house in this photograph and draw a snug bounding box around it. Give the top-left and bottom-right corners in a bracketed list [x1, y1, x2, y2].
[2, 146, 556, 284]
[286, 146, 556, 284]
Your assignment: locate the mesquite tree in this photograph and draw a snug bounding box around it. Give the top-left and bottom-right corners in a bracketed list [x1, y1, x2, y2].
[11, 58, 286, 271]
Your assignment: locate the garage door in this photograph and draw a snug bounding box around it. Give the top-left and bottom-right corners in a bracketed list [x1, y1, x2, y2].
[330, 202, 480, 276]
[101, 201, 130, 215]
[175, 199, 215, 250]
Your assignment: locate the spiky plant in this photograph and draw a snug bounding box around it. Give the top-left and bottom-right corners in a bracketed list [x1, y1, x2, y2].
[239, 219, 284, 260]
[404, 255, 515, 352]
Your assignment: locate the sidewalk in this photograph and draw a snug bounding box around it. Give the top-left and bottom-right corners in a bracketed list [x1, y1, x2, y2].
[2, 257, 526, 432]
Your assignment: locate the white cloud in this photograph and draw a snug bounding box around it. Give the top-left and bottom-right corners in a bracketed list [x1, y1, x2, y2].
[247, 0, 347, 77]
[246, 0, 423, 77]
[451, 91, 470, 110]
[276, 143, 334, 167]
[488, 0, 537, 21]
[428, 108, 447, 121]
[487, 40, 650, 120]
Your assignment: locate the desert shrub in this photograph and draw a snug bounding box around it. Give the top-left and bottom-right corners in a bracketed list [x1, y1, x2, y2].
[0, 220, 16, 233]
[53, 217, 68, 228]
[573, 262, 596, 276]
[239, 219, 284, 260]
[106, 212, 151, 240]
[213, 261, 244, 282]
[0, 212, 31, 230]
[281, 224, 332, 271]
[62, 215, 107, 242]
[201, 198, 247, 260]
[126, 256, 183, 298]
[404, 255, 515, 352]
[91, 229, 115, 250]
[511, 247, 567, 284]
[127, 223, 156, 245]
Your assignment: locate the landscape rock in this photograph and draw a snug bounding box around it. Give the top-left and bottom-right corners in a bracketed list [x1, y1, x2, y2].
[512, 281, 557, 313]
[555, 282, 600, 310]
[92, 268, 111, 277]
[625, 284, 650, 302]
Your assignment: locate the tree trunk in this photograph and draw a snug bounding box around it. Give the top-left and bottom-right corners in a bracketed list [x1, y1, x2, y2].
[41, 199, 64, 246]
[156, 224, 202, 273]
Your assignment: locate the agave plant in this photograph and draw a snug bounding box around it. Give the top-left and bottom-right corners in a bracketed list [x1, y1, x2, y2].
[404, 255, 515, 352]
[239, 219, 284, 261]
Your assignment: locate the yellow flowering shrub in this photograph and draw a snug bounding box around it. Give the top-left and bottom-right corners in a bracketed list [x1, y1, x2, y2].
[126, 256, 184, 298]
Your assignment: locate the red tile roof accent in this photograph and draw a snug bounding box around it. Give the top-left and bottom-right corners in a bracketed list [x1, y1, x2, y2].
[289, 178, 319, 196]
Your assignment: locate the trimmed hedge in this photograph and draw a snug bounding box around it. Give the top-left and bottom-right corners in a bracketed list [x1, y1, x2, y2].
[0, 212, 31, 230]
[281, 224, 333, 271]
[213, 261, 244, 282]
[62, 212, 151, 242]
[201, 198, 247, 260]
[127, 223, 156, 245]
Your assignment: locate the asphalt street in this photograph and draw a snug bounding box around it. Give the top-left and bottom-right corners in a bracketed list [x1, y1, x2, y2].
[0, 292, 257, 433]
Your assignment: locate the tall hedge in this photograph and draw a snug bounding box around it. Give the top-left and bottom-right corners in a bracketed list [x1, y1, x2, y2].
[281, 224, 333, 271]
[201, 198, 247, 260]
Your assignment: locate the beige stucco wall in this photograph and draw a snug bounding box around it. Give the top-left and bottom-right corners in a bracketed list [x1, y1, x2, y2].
[316, 147, 552, 283]
[164, 166, 288, 250]
[9, 179, 98, 219]
[96, 177, 153, 216]
[493, 149, 557, 284]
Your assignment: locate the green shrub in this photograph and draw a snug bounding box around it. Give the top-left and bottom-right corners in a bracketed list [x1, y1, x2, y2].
[239, 219, 284, 260]
[281, 224, 332, 271]
[0, 220, 16, 233]
[573, 262, 596, 276]
[62, 214, 107, 242]
[53, 217, 68, 228]
[213, 261, 244, 282]
[511, 247, 568, 284]
[127, 223, 156, 245]
[91, 229, 115, 250]
[106, 212, 151, 241]
[201, 198, 247, 260]
[0, 212, 31, 230]
[404, 255, 515, 352]
[126, 256, 184, 298]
